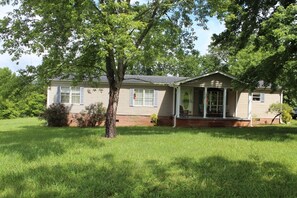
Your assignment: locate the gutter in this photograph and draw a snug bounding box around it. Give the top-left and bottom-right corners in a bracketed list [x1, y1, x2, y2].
[173, 115, 177, 128]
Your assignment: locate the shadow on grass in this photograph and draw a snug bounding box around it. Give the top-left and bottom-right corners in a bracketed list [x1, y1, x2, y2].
[0, 126, 105, 161]
[170, 156, 297, 197]
[1, 154, 296, 197]
[208, 126, 297, 142]
[117, 126, 297, 142]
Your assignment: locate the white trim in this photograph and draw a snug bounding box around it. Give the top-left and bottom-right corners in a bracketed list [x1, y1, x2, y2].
[203, 87, 207, 118]
[47, 87, 50, 107]
[173, 115, 177, 128]
[223, 88, 227, 118]
[248, 92, 252, 120]
[176, 86, 181, 117]
[172, 87, 176, 116]
[60, 86, 81, 104]
[133, 88, 155, 107]
[235, 91, 238, 117]
[280, 91, 283, 124]
[174, 71, 238, 86]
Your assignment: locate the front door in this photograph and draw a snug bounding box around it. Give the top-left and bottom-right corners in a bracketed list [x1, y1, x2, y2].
[207, 88, 223, 117]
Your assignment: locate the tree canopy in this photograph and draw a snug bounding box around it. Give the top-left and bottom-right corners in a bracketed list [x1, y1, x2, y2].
[211, 1, 296, 94]
[0, 0, 223, 137]
[0, 67, 46, 119]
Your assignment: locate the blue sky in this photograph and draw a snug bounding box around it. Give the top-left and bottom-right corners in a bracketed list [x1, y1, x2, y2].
[0, 3, 225, 72]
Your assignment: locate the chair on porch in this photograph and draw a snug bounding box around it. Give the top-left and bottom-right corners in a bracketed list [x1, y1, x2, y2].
[180, 105, 189, 117]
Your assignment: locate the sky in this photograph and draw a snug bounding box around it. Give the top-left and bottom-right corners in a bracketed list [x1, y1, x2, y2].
[0, 3, 225, 72]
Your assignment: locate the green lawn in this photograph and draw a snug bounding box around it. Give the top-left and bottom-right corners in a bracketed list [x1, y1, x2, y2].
[1, 118, 297, 197]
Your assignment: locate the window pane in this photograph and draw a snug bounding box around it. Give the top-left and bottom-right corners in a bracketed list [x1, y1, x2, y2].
[144, 89, 154, 106]
[253, 93, 260, 101]
[61, 87, 70, 103]
[71, 87, 80, 104]
[134, 89, 143, 106]
[61, 87, 70, 93]
[72, 87, 80, 93]
[61, 94, 70, 103]
[72, 93, 80, 103]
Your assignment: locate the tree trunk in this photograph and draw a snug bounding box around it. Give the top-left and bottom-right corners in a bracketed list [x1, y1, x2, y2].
[271, 112, 282, 125]
[105, 84, 120, 138]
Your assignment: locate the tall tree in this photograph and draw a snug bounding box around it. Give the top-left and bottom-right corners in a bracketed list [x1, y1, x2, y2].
[0, 67, 46, 119]
[211, 1, 296, 92]
[0, 0, 219, 137]
[129, 50, 203, 77]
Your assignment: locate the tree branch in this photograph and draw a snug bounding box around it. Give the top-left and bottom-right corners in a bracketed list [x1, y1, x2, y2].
[135, 2, 160, 48]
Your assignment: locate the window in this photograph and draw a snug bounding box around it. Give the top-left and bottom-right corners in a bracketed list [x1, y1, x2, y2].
[133, 89, 155, 106]
[61, 87, 70, 103]
[252, 93, 261, 101]
[60, 86, 81, 104]
[71, 87, 81, 103]
[252, 93, 264, 103]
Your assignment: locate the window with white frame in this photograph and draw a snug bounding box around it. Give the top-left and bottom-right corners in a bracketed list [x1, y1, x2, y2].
[133, 89, 154, 106]
[61, 87, 81, 104]
[252, 93, 264, 103]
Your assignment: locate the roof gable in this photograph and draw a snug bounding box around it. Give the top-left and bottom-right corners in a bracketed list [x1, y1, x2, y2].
[173, 71, 238, 86]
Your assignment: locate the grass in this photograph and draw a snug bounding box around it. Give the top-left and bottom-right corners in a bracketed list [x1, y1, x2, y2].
[1, 118, 297, 197]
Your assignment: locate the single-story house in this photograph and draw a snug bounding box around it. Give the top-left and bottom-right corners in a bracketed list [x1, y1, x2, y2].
[47, 71, 283, 127]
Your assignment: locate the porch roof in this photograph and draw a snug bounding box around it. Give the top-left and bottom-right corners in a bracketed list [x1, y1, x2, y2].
[172, 71, 238, 86]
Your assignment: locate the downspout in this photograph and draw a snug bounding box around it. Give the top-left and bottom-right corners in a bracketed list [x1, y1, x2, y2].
[280, 90, 283, 124]
[173, 115, 177, 128]
[248, 91, 253, 127]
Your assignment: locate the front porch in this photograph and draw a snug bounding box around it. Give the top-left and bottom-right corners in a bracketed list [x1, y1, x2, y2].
[171, 72, 252, 127]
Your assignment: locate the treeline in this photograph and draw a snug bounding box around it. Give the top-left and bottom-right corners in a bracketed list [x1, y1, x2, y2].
[0, 67, 46, 119]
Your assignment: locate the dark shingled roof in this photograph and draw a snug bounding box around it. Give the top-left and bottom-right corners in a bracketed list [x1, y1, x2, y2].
[122, 75, 188, 84]
[53, 72, 274, 89]
[55, 75, 188, 85]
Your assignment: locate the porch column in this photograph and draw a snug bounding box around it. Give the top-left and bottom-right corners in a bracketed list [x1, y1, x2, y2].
[176, 86, 181, 118]
[223, 88, 227, 118]
[172, 87, 176, 116]
[203, 87, 207, 118]
[248, 92, 252, 120]
[235, 91, 238, 117]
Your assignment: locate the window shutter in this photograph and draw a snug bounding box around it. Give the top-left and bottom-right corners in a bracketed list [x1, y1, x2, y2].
[80, 87, 84, 105]
[260, 93, 265, 103]
[129, 89, 134, 107]
[56, 86, 61, 103]
[154, 90, 158, 107]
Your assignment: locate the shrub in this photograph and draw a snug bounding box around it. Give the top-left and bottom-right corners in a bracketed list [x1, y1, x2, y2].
[268, 103, 293, 124]
[150, 113, 158, 126]
[76, 103, 106, 127]
[0, 98, 20, 119]
[19, 92, 46, 117]
[282, 110, 292, 124]
[41, 103, 69, 127]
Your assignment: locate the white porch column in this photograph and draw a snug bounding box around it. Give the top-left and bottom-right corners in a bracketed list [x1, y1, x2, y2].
[203, 87, 207, 118]
[223, 88, 227, 118]
[176, 86, 181, 118]
[172, 87, 176, 116]
[235, 91, 238, 117]
[248, 92, 252, 120]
